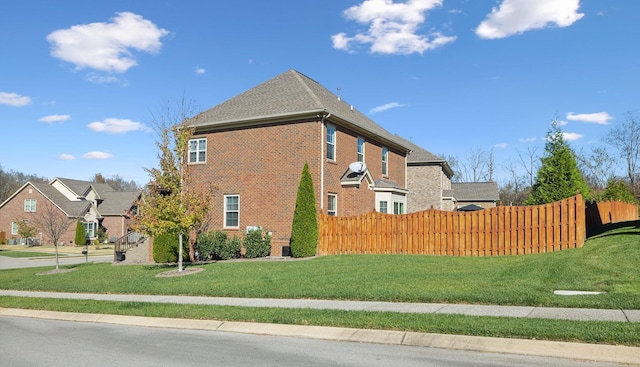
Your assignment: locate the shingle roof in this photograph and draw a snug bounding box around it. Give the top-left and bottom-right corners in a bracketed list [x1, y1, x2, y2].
[394, 135, 454, 177]
[452, 182, 500, 202]
[189, 69, 411, 151]
[97, 191, 140, 215]
[31, 181, 89, 217]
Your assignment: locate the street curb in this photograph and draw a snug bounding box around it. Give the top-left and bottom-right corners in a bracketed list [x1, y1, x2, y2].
[2, 307, 639, 365]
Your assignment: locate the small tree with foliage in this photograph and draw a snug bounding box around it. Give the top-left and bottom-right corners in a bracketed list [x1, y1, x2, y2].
[290, 163, 318, 257]
[525, 121, 591, 205]
[244, 228, 271, 258]
[74, 221, 86, 247]
[134, 99, 211, 270]
[16, 219, 38, 246]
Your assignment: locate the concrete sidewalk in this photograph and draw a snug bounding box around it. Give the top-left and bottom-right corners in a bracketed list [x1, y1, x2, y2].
[1, 290, 639, 323]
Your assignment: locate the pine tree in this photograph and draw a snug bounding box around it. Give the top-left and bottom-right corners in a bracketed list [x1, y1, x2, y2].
[290, 163, 318, 257]
[525, 121, 591, 205]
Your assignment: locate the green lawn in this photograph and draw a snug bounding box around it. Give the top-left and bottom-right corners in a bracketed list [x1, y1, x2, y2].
[0, 221, 638, 345]
[0, 251, 58, 258]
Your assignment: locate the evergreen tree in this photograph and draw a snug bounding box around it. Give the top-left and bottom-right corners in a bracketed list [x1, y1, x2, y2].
[524, 121, 591, 205]
[598, 178, 638, 204]
[290, 163, 318, 257]
[74, 220, 87, 246]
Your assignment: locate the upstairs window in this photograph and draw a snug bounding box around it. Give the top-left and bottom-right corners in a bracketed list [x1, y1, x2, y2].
[382, 147, 388, 176]
[357, 137, 365, 162]
[188, 138, 207, 163]
[224, 195, 240, 228]
[328, 193, 337, 216]
[326, 125, 336, 161]
[24, 199, 36, 212]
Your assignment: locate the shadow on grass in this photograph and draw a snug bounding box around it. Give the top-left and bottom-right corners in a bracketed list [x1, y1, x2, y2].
[587, 220, 640, 239]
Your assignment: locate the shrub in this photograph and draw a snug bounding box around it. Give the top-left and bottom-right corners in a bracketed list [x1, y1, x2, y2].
[597, 178, 639, 204]
[74, 221, 86, 246]
[218, 235, 242, 260]
[196, 230, 227, 261]
[153, 231, 188, 263]
[244, 229, 271, 258]
[290, 163, 318, 257]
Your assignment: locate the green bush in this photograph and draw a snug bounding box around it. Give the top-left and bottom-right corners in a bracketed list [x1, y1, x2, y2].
[196, 230, 227, 261]
[244, 229, 271, 258]
[153, 232, 188, 263]
[290, 163, 318, 257]
[74, 221, 86, 246]
[219, 235, 242, 260]
[597, 179, 639, 204]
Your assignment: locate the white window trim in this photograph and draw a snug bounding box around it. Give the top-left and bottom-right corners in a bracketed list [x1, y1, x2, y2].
[382, 147, 388, 176]
[357, 136, 365, 162]
[224, 194, 240, 229]
[188, 138, 207, 164]
[11, 222, 18, 235]
[328, 193, 338, 216]
[326, 124, 336, 161]
[378, 201, 388, 214]
[24, 199, 36, 212]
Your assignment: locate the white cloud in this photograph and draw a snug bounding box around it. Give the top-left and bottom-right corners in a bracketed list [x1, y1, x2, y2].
[370, 102, 405, 114]
[563, 132, 583, 141]
[47, 12, 169, 73]
[59, 154, 76, 160]
[39, 114, 70, 123]
[493, 143, 508, 149]
[566, 112, 613, 125]
[519, 137, 536, 142]
[476, 0, 584, 39]
[83, 151, 114, 159]
[0, 92, 32, 107]
[194, 67, 206, 75]
[88, 118, 151, 134]
[332, 0, 456, 55]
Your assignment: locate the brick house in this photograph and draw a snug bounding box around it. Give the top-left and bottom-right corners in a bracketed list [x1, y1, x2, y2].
[0, 178, 140, 245]
[183, 69, 501, 256]
[185, 69, 413, 255]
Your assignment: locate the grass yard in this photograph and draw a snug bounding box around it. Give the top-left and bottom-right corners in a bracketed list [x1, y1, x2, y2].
[0, 250, 58, 258]
[1, 221, 638, 309]
[0, 221, 638, 345]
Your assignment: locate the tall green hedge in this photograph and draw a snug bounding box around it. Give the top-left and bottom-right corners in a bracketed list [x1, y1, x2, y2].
[290, 163, 318, 257]
[74, 221, 86, 246]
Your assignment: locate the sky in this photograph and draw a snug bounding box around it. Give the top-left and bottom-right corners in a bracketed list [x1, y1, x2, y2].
[1, 0, 639, 186]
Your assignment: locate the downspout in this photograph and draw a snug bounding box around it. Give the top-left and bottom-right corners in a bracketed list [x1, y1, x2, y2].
[319, 113, 332, 210]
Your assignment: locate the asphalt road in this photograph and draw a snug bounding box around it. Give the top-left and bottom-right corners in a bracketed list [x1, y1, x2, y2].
[0, 316, 628, 367]
[0, 254, 112, 269]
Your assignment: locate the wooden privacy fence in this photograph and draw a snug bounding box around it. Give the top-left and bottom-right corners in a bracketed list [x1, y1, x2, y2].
[586, 200, 640, 235]
[318, 194, 637, 256]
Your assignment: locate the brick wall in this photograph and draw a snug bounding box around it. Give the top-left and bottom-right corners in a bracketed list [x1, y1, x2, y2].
[408, 165, 446, 212]
[0, 184, 77, 245]
[186, 117, 407, 256]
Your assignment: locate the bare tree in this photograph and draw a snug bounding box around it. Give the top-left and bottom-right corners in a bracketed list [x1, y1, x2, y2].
[460, 146, 488, 182]
[31, 201, 74, 270]
[517, 145, 540, 188]
[576, 146, 616, 194]
[603, 112, 640, 195]
[499, 160, 529, 205]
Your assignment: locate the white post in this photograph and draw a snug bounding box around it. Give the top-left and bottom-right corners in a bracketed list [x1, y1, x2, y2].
[178, 233, 183, 272]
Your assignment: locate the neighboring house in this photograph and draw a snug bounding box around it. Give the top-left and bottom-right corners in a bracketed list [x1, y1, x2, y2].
[0, 177, 140, 245]
[451, 182, 500, 210]
[185, 69, 413, 255]
[397, 136, 456, 212]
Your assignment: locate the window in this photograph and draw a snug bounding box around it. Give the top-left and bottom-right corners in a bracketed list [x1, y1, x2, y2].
[188, 138, 207, 163]
[379, 201, 388, 214]
[394, 202, 404, 215]
[326, 125, 336, 160]
[84, 222, 96, 238]
[357, 137, 365, 162]
[328, 193, 337, 216]
[382, 147, 388, 176]
[224, 195, 240, 228]
[24, 199, 36, 212]
[11, 222, 18, 235]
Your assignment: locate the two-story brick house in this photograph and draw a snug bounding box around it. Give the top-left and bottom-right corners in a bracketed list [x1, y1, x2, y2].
[185, 69, 413, 255]
[0, 178, 140, 245]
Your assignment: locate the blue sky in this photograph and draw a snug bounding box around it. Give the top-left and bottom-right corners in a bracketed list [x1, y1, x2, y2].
[1, 0, 638, 186]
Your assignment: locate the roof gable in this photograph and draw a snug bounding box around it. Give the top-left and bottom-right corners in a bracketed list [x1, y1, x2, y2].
[190, 69, 411, 152]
